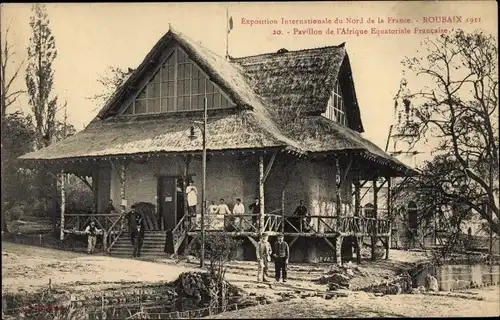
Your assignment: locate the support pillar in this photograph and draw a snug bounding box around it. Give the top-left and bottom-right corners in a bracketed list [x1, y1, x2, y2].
[336, 235, 344, 266]
[355, 236, 361, 264]
[59, 170, 66, 241]
[259, 154, 265, 235]
[354, 180, 360, 216]
[118, 162, 127, 232]
[386, 176, 391, 260]
[335, 158, 342, 230]
[371, 178, 378, 261]
[281, 190, 285, 233]
[119, 163, 126, 207]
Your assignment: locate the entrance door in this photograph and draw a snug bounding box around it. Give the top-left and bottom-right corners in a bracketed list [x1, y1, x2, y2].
[158, 177, 178, 231]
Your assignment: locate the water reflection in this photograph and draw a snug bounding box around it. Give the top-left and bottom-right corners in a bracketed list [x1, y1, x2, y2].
[414, 264, 499, 291]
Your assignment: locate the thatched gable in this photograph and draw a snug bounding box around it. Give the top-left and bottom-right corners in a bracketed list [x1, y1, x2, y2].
[231, 44, 363, 132]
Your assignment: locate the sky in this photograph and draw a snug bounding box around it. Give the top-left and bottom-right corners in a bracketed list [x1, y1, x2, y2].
[1, 1, 497, 152]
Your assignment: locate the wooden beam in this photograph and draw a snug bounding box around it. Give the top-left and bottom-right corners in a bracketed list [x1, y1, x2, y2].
[119, 163, 127, 207]
[281, 190, 285, 233]
[288, 236, 299, 248]
[386, 176, 392, 259]
[261, 150, 278, 184]
[354, 180, 361, 216]
[340, 157, 353, 188]
[375, 177, 388, 193]
[259, 154, 265, 235]
[247, 236, 258, 249]
[323, 237, 335, 251]
[59, 170, 66, 241]
[336, 235, 343, 266]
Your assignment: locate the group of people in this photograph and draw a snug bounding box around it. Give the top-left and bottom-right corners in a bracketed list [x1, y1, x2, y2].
[84, 201, 145, 257]
[256, 232, 290, 283]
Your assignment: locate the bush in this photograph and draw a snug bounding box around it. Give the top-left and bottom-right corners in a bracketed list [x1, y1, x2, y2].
[4, 205, 25, 221]
[188, 232, 242, 280]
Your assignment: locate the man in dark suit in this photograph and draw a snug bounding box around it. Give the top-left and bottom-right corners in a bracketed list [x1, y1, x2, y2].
[272, 233, 290, 283]
[128, 205, 145, 257]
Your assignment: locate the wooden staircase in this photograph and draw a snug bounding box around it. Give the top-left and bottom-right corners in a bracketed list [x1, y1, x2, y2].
[108, 231, 167, 257]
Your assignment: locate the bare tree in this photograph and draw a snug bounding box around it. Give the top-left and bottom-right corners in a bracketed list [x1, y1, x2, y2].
[400, 29, 499, 235]
[25, 4, 59, 149]
[1, 24, 25, 122]
[1, 22, 26, 233]
[86, 66, 134, 111]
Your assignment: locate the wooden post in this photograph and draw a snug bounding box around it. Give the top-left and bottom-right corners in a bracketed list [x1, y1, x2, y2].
[336, 235, 343, 266]
[119, 163, 126, 206]
[371, 178, 378, 261]
[259, 154, 265, 235]
[335, 158, 342, 230]
[354, 180, 360, 216]
[355, 236, 361, 264]
[281, 190, 286, 233]
[119, 162, 127, 232]
[385, 176, 391, 260]
[59, 170, 66, 241]
[101, 291, 105, 319]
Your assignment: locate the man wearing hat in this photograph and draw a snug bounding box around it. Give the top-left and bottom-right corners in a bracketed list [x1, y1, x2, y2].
[256, 232, 272, 282]
[272, 233, 290, 282]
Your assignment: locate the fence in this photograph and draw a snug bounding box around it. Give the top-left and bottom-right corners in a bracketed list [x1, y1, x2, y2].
[2, 231, 92, 252]
[124, 299, 261, 319]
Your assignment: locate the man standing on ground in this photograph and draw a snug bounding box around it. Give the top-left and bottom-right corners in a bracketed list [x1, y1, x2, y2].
[131, 212, 145, 257]
[273, 233, 290, 283]
[85, 221, 101, 254]
[257, 232, 272, 282]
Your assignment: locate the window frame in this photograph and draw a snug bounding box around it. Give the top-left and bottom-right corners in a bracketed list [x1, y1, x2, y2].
[120, 47, 235, 116]
[322, 80, 347, 126]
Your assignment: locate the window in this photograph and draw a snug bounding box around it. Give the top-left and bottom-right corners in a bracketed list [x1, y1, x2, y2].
[123, 48, 233, 115]
[364, 203, 375, 219]
[322, 81, 347, 126]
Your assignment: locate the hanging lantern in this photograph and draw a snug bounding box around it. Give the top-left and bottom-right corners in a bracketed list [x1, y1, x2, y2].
[188, 125, 197, 140]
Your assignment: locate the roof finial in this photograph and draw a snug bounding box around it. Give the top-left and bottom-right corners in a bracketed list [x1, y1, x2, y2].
[168, 23, 172, 30]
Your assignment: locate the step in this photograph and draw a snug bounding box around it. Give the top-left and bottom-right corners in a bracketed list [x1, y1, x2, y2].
[109, 250, 167, 256]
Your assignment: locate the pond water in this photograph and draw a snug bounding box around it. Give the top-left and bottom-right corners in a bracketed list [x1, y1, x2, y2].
[413, 264, 500, 291]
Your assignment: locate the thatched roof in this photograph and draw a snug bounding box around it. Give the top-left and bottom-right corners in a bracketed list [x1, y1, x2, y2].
[232, 45, 363, 132]
[19, 26, 414, 175]
[18, 112, 291, 160]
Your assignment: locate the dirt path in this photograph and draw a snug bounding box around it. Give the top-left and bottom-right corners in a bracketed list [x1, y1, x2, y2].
[2, 242, 428, 296]
[1, 243, 316, 298]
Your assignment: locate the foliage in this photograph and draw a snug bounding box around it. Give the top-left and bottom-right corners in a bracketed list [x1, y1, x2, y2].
[1, 112, 37, 224]
[25, 3, 63, 149]
[189, 229, 242, 281]
[399, 29, 499, 236]
[86, 66, 134, 110]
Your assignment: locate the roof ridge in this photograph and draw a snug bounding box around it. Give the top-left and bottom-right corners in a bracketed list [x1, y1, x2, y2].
[230, 43, 346, 61]
[170, 27, 227, 61]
